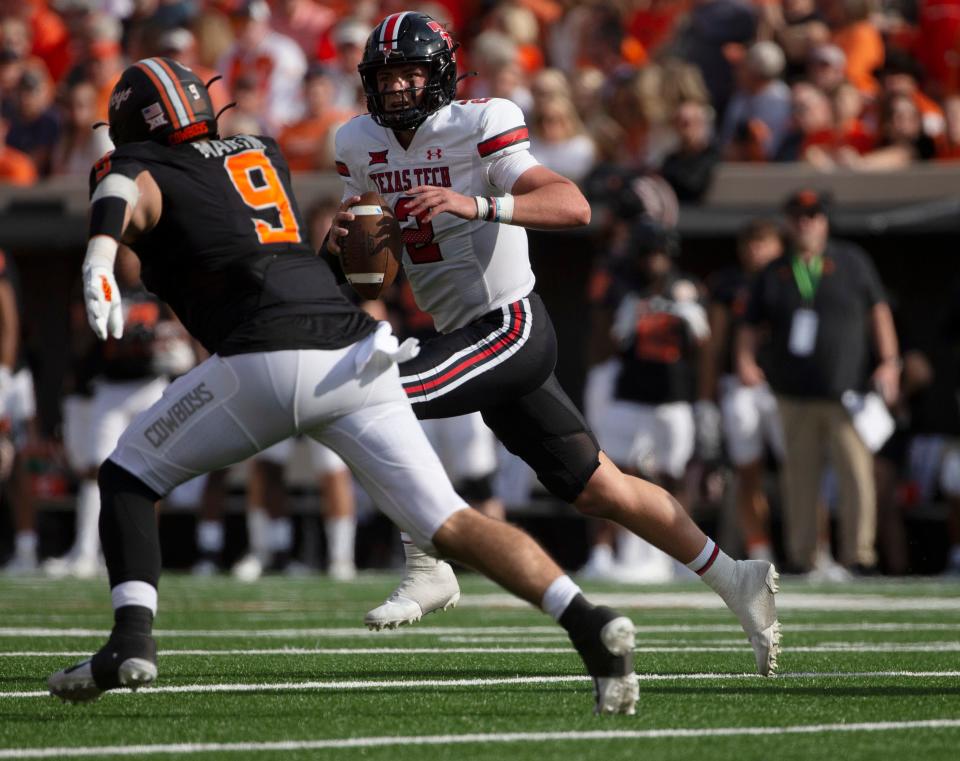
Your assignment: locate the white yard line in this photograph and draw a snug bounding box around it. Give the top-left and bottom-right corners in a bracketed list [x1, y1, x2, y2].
[5, 642, 960, 658]
[460, 592, 960, 611]
[1, 622, 958, 638]
[3, 720, 960, 758]
[5, 670, 960, 700]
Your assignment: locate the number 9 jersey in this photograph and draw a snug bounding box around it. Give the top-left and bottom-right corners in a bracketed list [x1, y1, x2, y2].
[90, 134, 373, 356]
[334, 98, 540, 333]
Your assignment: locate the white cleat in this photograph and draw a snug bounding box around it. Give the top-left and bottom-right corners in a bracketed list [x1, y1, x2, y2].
[723, 560, 781, 676]
[364, 558, 460, 630]
[231, 553, 264, 583]
[593, 616, 639, 716]
[328, 560, 357, 582]
[2, 553, 38, 576]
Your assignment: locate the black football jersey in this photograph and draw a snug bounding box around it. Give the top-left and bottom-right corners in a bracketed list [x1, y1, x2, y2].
[90, 135, 374, 355]
[604, 270, 703, 405]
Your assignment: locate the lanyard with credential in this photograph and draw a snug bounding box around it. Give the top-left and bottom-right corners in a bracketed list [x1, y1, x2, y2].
[791, 255, 823, 303]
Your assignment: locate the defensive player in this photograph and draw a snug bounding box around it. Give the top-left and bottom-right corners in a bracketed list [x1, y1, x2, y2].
[328, 12, 780, 676]
[46, 57, 639, 715]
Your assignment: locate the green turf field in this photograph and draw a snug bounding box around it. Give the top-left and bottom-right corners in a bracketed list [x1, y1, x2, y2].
[1, 573, 959, 759]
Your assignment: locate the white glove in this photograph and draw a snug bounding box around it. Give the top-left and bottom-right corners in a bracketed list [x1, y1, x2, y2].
[694, 399, 723, 462]
[83, 266, 124, 340]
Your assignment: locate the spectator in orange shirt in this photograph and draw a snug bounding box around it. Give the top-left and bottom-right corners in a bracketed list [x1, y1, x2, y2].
[278, 64, 354, 173]
[825, 0, 884, 96]
[0, 0, 70, 83]
[0, 115, 37, 186]
[839, 92, 936, 170]
[876, 49, 945, 138]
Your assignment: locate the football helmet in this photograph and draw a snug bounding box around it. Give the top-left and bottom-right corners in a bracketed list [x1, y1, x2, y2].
[107, 57, 218, 147]
[358, 12, 458, 131]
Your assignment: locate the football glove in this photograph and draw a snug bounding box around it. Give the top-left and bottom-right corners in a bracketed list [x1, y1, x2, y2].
[83, 266, 124, 340]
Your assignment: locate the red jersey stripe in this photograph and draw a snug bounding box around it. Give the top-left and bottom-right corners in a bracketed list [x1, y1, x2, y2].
[477, 126, 529, 157]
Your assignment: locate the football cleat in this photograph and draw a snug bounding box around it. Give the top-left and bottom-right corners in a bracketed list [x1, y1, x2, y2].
[568, 607, 639, 716]
[723, 559, 781, 676]
[48, 633, 157, 703]
[328, 560, 357, 581]
[231, 553, 264, 583]
[364, 556, 460, 630]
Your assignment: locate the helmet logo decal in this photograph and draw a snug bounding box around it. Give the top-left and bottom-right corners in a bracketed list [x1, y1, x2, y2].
[426, 20, 454, 57]
[110, 87, 134, 110]
[142, 102, 169, 131]
[378, 11, 411, 51]
[368, 149, 389, 166]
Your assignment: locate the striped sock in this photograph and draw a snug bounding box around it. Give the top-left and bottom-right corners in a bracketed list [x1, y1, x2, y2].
[686, 538, 720, 576]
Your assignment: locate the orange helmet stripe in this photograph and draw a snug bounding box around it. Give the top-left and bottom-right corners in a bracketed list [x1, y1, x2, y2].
[134, 61, 182, 128]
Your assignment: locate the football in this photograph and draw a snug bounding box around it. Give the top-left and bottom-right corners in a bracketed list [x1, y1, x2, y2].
[340, 191, 403, 300]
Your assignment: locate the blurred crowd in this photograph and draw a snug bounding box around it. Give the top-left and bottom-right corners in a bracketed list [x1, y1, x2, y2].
[2, 0, 960, 582]
[3, 1, 960, 191]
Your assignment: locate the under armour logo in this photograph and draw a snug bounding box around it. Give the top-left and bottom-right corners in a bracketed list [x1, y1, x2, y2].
[425, 148, 443, 160]
[368, 150, 389, 166]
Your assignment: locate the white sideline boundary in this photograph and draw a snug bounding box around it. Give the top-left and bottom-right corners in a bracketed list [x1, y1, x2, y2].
[3, 720, 960, 758]
[2, 622, 959, 638]
[6, 641, 960, 657]
[6, 670, 960, 700]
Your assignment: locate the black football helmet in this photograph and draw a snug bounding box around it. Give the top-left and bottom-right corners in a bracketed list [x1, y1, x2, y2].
[107, 57, 218, 147]
[358, 12, 458, 131]
[630, 216, 680, 258]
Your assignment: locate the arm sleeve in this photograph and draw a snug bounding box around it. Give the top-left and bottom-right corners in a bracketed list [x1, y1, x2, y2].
[478, 99, 540, 192]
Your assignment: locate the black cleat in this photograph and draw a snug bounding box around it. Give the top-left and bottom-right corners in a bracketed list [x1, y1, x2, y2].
[567, 606, 639, 715]
[48, 633, 157, 703]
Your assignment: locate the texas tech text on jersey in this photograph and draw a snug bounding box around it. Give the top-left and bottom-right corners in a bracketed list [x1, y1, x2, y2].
[335, 98, 538, 333]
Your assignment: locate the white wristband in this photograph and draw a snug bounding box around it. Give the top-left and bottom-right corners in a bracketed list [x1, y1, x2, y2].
[474, 196, 489, 221]
[495, 194, 514, 224]
[83, 235, 119, 274]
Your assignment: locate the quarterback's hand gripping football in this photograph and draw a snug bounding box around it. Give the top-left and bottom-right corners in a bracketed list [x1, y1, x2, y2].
[326, 195, 362, 256]
[83, 266, 124, 340]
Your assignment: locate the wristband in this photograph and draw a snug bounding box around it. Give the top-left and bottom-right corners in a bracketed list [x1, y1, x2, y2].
[493, 194, 514, 224]
[474, 196, 489, 221]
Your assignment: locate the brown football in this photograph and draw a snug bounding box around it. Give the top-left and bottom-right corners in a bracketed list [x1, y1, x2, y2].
[340, 191, 403, 300]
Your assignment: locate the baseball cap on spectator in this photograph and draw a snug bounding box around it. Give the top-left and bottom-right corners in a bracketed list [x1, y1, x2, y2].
[746, 41, 785, 80]
[333, 19, 371, 48]
[783, 188, 830, 217]
[809, 44, 846, 69]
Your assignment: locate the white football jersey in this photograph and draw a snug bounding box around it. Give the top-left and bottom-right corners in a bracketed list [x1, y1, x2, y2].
[335, 98, 540, 333]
